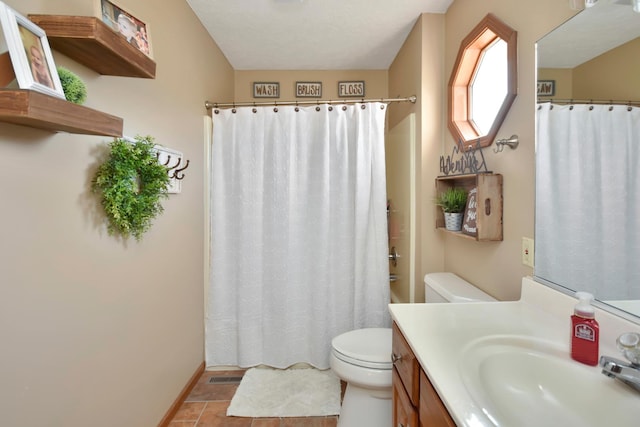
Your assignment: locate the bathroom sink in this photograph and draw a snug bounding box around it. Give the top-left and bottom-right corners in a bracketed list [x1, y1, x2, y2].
[459, 335, 640, 427]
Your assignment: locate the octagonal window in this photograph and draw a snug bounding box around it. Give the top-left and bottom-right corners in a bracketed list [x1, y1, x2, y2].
[448, 14, 517, 150]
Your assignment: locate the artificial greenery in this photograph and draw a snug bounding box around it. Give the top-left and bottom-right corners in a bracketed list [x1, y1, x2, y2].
[435, 187, 468, 213]
[92, 136, 170, 241]
[57, 67, 87, 105]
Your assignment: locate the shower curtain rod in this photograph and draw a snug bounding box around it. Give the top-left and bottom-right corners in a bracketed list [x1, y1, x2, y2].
[538, 98, 640, 107]
[205, 95, 416, 110]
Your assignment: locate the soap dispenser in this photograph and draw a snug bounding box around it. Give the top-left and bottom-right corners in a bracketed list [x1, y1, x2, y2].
[571, 292, 599, 366]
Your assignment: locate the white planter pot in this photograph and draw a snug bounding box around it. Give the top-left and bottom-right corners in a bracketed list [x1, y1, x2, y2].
[444, 212, 463, 231]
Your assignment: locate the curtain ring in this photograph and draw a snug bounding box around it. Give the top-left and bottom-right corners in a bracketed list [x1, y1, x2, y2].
[328, 106, 333, 112]
[214, 109, 220, 114]
[361, 104, 366, 110]
[295, 107, 299, 112]
[232, 108, 237, 113]
[252, 108, 257, 113]
[315, 106, 320, 112]
[609, 106, 614, 111]
[274, 107, 279, 112]
[380, 105, 385, 110]
[342, 105, 347, 111]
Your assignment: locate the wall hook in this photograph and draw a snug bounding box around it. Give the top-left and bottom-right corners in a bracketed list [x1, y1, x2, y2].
[166, 158, 182, 171]
[494, 134, 519, 153]
[172, 159, 190, 180]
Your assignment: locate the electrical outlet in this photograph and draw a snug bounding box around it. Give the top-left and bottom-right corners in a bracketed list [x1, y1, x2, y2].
[522, 237, 534, 268]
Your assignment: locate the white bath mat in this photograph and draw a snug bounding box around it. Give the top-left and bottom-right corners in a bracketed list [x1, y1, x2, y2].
[227, 367, 341, 417]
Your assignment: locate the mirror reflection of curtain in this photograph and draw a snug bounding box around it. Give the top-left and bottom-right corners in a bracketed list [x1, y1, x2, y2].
[536, 103, 640, 300]
[206, 103, 390, 369]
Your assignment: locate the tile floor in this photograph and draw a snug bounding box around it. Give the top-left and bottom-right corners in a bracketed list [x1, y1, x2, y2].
[167, 369, 343, 427]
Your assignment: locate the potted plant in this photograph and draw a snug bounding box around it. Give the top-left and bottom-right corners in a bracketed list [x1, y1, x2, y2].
[435, 187, 468, 231]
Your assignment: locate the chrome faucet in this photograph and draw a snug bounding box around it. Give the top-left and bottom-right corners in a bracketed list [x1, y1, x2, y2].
[600, 332, 640, 392]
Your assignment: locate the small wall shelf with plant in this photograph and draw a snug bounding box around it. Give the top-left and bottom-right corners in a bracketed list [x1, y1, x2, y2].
[435, 173, 503, 241]
[0, 4, 122, 136]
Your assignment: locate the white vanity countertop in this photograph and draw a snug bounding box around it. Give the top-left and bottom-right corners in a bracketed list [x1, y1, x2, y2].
[389, 277, 640, 427]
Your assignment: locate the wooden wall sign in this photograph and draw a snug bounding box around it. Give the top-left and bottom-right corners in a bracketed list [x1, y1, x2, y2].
[296, 81, 322, 98]
[537, 80, 555, 96]
[253, 82, 279, 98]
[338, 81, 365, 97]
[462, 187, 478, 237]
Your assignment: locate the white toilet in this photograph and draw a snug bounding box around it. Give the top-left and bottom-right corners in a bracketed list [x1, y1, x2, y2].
[329, 272, 495, 427]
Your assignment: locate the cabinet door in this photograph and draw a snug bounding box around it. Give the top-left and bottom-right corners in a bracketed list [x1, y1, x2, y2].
[392, 322, 420, 405]
[419, 370, 456, 427]
[393, 367, 418, 427]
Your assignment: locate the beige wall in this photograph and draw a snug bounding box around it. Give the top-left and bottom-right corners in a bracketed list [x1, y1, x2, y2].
[440, 0, 576, 301]
[540, 37, 640, 101]
[234, 70, 388, 103]
[388, 14, 445, 303]
[0, 1, 233, 426]
[390, 0, 578, 302]
[537, 68, 573, 100]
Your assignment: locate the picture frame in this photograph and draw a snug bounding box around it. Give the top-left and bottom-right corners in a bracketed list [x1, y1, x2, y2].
[253, 82, 279, 98]
[0, 2, 64, 99]
[295, 81, 322, 98]
[96, 0, 152, 57]
[537, 80, 555, 97]
[338, 81, 365, 98]
[461, 187, 478, 237]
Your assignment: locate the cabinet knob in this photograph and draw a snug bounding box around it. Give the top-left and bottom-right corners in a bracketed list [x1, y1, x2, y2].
[391, 352, 402, 364]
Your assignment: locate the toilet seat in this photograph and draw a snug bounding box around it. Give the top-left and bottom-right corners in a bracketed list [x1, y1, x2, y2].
[331, 328, 392, 370]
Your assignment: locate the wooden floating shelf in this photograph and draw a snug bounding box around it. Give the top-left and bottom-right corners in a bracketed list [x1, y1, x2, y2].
[29, 15, 156, 79]
[0, 89, 123, 136]
[435, 173, 503, 241]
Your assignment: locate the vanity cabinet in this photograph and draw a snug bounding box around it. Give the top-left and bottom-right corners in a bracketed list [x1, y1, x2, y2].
[392, 322, 419, 426]
[392, 322, 456, 427]
[435, 173, 503, 241]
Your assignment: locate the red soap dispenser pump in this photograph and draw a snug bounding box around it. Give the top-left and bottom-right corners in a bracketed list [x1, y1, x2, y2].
[571, 291, 599, 366]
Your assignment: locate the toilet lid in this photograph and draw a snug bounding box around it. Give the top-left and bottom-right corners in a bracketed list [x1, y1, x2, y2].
[331, 328, 392, 369]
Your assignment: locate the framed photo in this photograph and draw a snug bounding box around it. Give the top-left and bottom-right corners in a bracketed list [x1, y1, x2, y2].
[537, 80, 555, 97]
[461, 187, 478, 237]
[0, 2, 64, 99]
[97, 0, 152, 57]
[295, 81, 322, 98]
[338, 81, 365, 98]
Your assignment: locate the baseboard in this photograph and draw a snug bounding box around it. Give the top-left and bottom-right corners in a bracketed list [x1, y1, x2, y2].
[157, 361, 205, 427]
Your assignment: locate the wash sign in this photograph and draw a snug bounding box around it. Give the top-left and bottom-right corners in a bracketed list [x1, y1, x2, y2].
[253, 82, 280, 98]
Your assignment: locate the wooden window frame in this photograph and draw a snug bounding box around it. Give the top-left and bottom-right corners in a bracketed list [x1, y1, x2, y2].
[448, 13, 517, 150]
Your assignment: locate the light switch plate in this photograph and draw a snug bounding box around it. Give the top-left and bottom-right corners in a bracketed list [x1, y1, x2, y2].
[522, 237, 534, 268]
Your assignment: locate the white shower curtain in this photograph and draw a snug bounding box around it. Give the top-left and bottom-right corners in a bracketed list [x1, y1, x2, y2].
[206, 103, 390, 369]
[536, 103, 640, 300]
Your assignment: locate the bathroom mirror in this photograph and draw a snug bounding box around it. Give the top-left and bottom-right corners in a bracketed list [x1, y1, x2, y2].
[535, 0, 640, 321]
[448, 13, 517, 150]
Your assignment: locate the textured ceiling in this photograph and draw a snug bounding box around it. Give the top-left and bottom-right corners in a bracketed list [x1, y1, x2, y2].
[537, 0, 640, 68]
[185, 0, 454, 70]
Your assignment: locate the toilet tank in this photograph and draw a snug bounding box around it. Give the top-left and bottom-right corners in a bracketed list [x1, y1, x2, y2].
[424, 272, 496, 303]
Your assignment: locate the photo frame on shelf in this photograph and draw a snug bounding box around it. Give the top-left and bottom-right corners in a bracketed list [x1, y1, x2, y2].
[96, 0, 152, 57]
[0, 2, 64, 99]
[461, 187, 478, 237]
